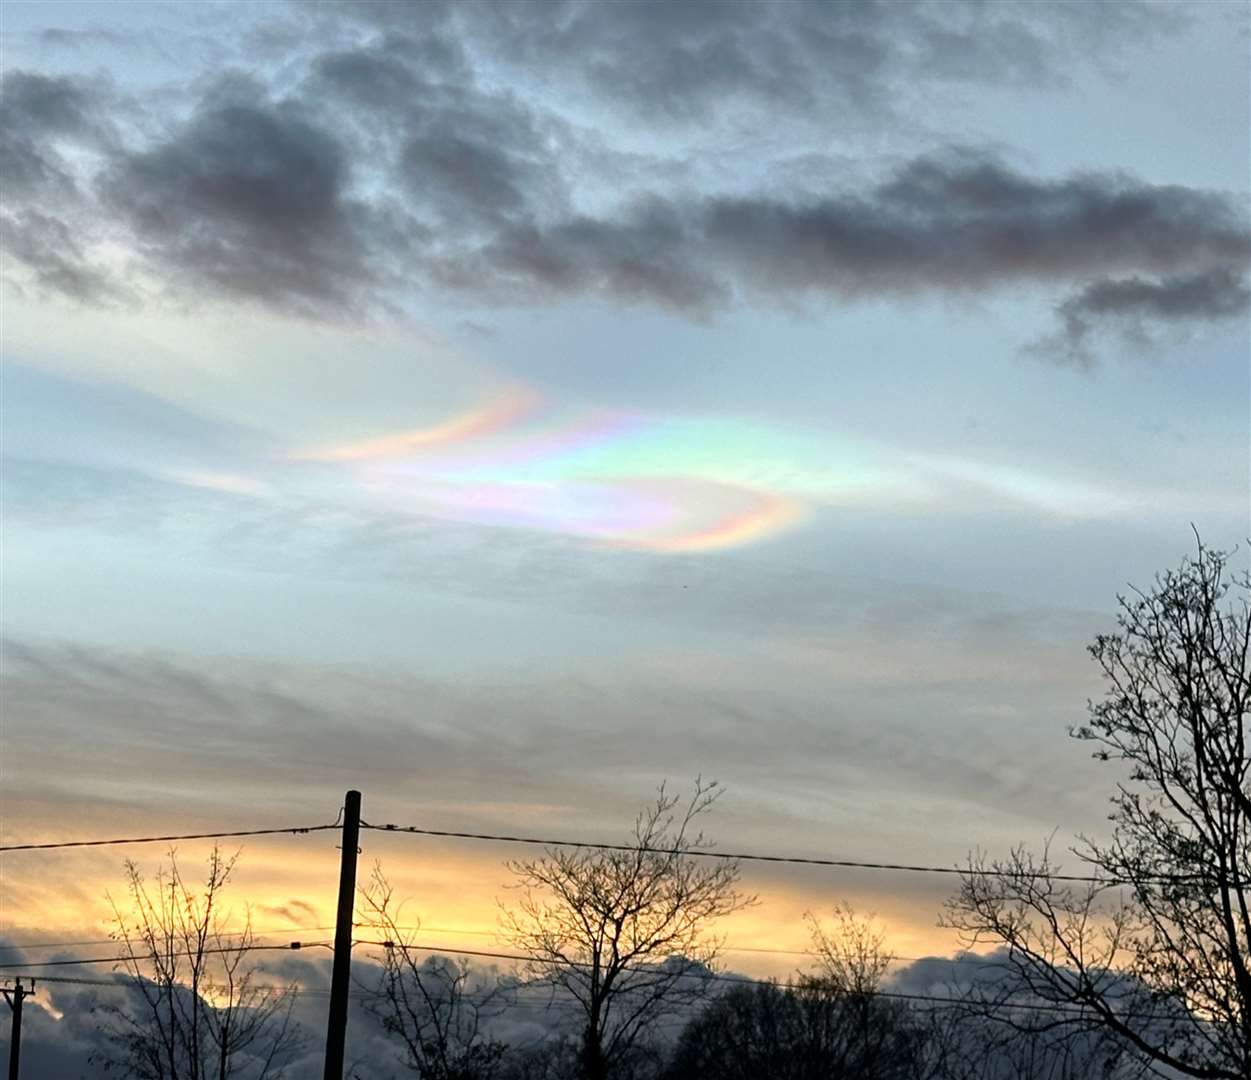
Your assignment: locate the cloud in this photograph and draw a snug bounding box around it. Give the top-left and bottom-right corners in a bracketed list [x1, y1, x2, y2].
[1, 3, 1242, 358]
[348, 0, 1176, 123]
[435, 155, 1249, 322]
[0, 942, 403, 1079]
[0, 599, 1108, 867]
[95, 85, 409, 317]
[306, 32, 582, 233]
[0, 70, 108, 200]
[0, 973, 115, 1078]
[38, 26, 134, 51]
[0, 942, 1165, 1078]
[0, 939, 586, 1079]
[0, 210, 124, 303]
[2, 364, 273, 487]
[888, 950, 1209, 1077]
[0, 69, 100, 136]
[1034, 266, 1251, 366]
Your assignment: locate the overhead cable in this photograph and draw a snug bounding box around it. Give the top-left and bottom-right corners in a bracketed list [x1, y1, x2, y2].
[0, 941, 333, 970]
[360, 821, 1120, 884]
[0, 824, 339, 853]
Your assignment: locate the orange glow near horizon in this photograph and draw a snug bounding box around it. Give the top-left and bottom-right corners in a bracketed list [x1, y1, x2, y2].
[0, 835, 971, 985]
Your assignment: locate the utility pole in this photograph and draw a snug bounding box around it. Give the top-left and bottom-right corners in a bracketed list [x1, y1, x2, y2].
[323, 789, 361, 1080]
[2, 979, 31, 1080]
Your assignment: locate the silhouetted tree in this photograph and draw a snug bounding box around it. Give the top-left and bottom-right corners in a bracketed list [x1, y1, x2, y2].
[501, 780, 751, 1080]
[359, 864, 507, 1080]
[493, 1040, 581, 1080]
[94, 847, 301, 1080]
[805, 903, 893, 999]
[944, 541, 1250, 1079]
[926, 1003, 1133, 1080]
[664, 907, 929, 1079]
[805, 904, 931, 1077]
[663, 981, 825, 1080]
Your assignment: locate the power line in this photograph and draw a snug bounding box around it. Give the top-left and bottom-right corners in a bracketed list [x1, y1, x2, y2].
[1, 817, 1196, 887]
[0, 922, 473, 954]
[0, 941, 334, 970]
[0, 927, 968, 966]
[0, 926, 342, 953]
[0, 823, 339, 853]
[0, 925, 963, 965]
[31, 974, 347, 999]
[360, 822, 1122, 885]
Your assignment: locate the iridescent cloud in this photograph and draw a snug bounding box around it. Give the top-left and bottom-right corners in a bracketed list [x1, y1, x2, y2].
[297, 386, 1138, 551]
[654, 489, 806, 552]
[300, 389, 841, 551]
[308, 386, 540, 461]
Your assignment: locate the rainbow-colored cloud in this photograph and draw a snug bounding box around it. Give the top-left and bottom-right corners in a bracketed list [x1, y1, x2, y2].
[296, 384, 1136, 552]
[299, 386, 855, 552]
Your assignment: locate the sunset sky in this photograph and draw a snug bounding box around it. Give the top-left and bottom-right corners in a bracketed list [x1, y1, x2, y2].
[2, 0, 1249, 1019]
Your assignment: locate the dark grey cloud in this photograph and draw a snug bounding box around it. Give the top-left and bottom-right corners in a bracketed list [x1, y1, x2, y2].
[397, 111, 565, 230]
[347, 0, 1175, 124]
[312, 29, 470, 103]
[0, 940, 583, 1079]
[0, 70, 133, 307]
[96, 86, 409, 316]
[2, 2, 1243, 358]
[0, 69, 99, 134]
[0, 70, 106, 200]
[0, 971, 113, 1079]
[889, 952, 1210, 1078]
[439, 155, 1250, 346]
[1037, 266, 1251, 365]
[0, 210, 123, 303]
[309, 33, 574, 233]
[0, 942, 404, 1079]
[442, 200, 727, 311]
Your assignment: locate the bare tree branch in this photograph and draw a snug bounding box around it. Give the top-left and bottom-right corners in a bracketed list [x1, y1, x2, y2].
[943, 542, 1250, 1080]
[501, 780, 753, 1080]
[93, 847, 303, 1080]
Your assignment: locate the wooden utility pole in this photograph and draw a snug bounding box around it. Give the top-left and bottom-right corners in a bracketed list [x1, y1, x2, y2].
[2, 979, 31, 1080]
[323, 790, 361, 1080]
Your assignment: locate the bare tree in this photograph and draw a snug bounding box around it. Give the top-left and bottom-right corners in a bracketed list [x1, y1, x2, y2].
[94, 847, 302, 1080]
[803, 904, 932, 1079]
[664, 906, 928, 1080]
[358, 864, 507, 1080]
[805, 902, 894, 998]
[501, 780, 752, 1080]
[917, 951, 1140, 1080]
[944, 541, 1250, 1079]
[925, 995, 1137, 1080]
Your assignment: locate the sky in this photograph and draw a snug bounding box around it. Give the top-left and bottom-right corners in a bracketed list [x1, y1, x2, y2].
[1, 0, 1249, 1044]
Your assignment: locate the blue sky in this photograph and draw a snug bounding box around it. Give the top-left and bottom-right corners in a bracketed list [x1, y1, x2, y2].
[1, 0, 1248, 966]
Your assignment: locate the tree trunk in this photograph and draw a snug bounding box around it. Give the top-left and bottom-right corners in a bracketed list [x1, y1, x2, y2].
[582, 1019, 608, 1080]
